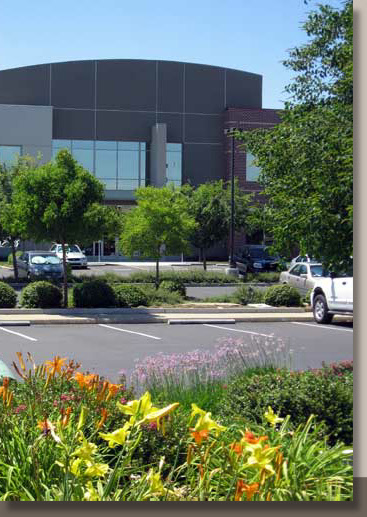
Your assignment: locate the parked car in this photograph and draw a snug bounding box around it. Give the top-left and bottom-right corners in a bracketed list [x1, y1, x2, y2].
[280, 262, 329, 296]
[50, 243, 88, 269]
[311, 268, 353, 324]
[290, 254, 321, 267]
[16, 251, 63, 282]
[235, 245, 280, 275]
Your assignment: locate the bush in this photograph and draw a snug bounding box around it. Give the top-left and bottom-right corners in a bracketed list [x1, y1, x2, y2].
[73, 279, 116, 308]
[144, 286, 183, 306]
[20, 281, 62, 308]
[232, 285, 265, 305]
[0, 281, 17, 308]
[246, 272, 280, 283]
[219, 365, 353, 445]
[263, 284, 301, 307]
[303, 288, 312, 305]
[159, 279, 186, 297]
[7, 251, 22, 266]
[113, 284, 148, 307]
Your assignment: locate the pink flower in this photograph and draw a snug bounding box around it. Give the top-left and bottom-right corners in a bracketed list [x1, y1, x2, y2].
[14, 404, 27, 414]
[53, 400, 59, 406]
[119, 397, 127, 404]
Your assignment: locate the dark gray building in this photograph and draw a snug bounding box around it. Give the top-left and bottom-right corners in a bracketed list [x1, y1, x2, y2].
[0, 59, 280, 259]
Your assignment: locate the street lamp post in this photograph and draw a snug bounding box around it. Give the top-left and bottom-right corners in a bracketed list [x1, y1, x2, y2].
[226, 129, 239, 277]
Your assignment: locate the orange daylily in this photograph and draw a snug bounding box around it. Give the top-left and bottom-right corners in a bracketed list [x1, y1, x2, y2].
[229, 442, 243, 457]
[106, 383, 122, 401]
[12, 361, 27, 380]
[45, 356, 67, 377]
[16, 352, 26, 372]
[96, 408, 108, 429]
[241, 430, 268, 445]
[190, 429, 209, 445]
[235, 480, 259, 501]
[61, 407, 72, 427]
[74, 372, 99, 390]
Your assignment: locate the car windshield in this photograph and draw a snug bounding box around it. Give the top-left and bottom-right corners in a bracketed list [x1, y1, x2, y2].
[246, 248, 272, 259]
[30, 255, 61, 265]
[310, 265, 329, 277]
[67, 245, 81, 253]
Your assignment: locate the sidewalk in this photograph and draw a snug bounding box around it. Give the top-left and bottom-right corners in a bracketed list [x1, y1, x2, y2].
[0, 304, 321, 326]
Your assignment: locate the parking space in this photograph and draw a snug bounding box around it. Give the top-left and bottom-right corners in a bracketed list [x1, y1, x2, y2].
[0, 320, 353, 383]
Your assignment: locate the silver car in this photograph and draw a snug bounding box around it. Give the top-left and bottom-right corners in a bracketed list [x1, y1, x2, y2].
[16, 251, 63, 282]
[279, 262, 329, 296]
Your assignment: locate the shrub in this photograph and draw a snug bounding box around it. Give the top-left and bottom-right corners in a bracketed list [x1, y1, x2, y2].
[7, 251, 22, 266]
[303, 288, 312, 305]
[159, 279, 186, 297]
[0, 281, 17, 308]
[73, 279, 116, 308]
[232, 285, 265, 305]
[20, 281, 62, 308]
[113, 284, 148, 307]
[219, 365, 353, 445]
[144, 286, 183, 306]
[263, 284, 301, 306]
[246, 272, 280, 283]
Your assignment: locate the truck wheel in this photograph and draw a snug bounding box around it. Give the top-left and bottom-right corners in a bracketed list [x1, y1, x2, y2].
[313, 294, 333, 324]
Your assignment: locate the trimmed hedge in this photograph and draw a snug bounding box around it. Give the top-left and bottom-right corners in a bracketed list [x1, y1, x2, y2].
[73, 279, 116, 308]
[20, 281, 62, 308]
[0, 281, 17, 308]
[264, 284, 302, 307]
[219, 365, 353, 445]
[113, 284, 148, 307]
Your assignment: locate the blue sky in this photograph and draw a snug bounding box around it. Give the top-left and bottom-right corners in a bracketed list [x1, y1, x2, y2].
[0, 0, 345, 108]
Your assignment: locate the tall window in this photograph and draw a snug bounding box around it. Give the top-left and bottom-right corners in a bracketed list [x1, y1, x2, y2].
[0, 145, 22, 167]
[52, 140, 146, 191]
[166, 143, 182, 187]
[246, 152, 261, 182]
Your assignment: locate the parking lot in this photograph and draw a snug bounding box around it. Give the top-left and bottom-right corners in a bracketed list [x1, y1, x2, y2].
[0, 320, 353, 385]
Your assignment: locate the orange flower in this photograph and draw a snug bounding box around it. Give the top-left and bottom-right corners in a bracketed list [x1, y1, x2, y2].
[190, 429, 209, 445]
[61, 407, 72, 427]
[241, 430, 268, 445]
[97, 381, 109, 402]
[74, 372, 87, 389]
[12, 361, 27, 380]
[235, 481, 259, 501]
[230, 442, 243, 457]
[16, 352, 26, 372]
[106, 383, 121, 401]
[96, 408, 108, 429]
[45, 356, 67, 377]
[37, 418, 54, 434]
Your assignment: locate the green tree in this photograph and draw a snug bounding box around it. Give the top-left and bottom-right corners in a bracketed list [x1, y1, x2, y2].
[182, 180, 253, 269]
[0, 156, 39, 281]
[12, 149, 110, 306]
[119, 185, 196, 288]
[236, 0, 352, 270]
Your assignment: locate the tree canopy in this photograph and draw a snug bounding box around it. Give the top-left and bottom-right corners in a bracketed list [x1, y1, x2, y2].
[236, 0, 352, 270]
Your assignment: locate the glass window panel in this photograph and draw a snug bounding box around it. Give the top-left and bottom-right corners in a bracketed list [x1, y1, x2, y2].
[72, 140, 94, 150]
[52, 140, 72, 150]
[118, 150, 139, 179]
[0, 145, 21, 167]
[96, 140, 117, 150]
[140, 150, 146, 179]
[118, 141, 139, 151]
[166, 152, 182, 181]
[140, 142, 146, 151]
[95, 150, 117, 179]
[117, 179, 140, 190]
[101, 179, 117, 190]
[72, 149, 94, 173]
[167, 143, 182, 152]
[246, 153, 261, 182]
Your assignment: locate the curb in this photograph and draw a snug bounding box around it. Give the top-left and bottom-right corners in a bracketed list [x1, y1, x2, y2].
[0, 321, 30, 326]
[168, 318, 236, 325]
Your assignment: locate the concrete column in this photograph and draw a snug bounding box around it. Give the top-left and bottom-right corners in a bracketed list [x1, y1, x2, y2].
[150, 123, 167, 187]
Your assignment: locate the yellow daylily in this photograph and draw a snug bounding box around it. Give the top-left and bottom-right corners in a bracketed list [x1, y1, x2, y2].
[264, 407, 284, 427]
[77, 405, 89, 431]
[99, 421, 131, 448]
[84, 462, 110, 478]
[245, 444, 278, 477]
[72, 436, 98, 461]
[190, 404, 226, 435]
[70, 457, 83, 477]
[117, 391, 158, 423]
[140, 402, 179, 434]
[83, 481, 101, 501]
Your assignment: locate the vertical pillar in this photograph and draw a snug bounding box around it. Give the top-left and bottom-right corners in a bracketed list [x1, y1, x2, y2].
[150, 123, 167, 187]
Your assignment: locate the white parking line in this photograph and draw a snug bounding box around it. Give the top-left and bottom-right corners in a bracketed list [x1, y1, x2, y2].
[203, 324, 272, 338]
[292, 322, 353, 332]
[98, 324, 161, 340]
[0, 327, 38, 341]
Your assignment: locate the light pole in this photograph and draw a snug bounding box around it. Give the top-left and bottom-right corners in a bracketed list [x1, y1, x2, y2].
[226, 129, 239, 276]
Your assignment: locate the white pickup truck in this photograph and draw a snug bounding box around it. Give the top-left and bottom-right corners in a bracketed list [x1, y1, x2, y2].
[311, 273, 353, 324]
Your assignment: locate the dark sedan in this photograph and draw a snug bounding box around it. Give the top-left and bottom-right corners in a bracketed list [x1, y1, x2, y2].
[16, 251, 63, 282]
[235, 245, 280, 275]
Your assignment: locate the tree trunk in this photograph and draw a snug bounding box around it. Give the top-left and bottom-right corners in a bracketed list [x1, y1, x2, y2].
[11, 239, 19, 281]
[202, 248, 207, 271]
[155, 257, 160, 289]
[61, 240, 68, 308]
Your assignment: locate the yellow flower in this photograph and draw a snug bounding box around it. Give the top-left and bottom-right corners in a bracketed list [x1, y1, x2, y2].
[77, 405, 89, 431]
[84, 462, 110, 478]
[99, 421, 131, 448]
[146, 468, 165, 495]
[70, 457, 83, 477]
[190, 404, 226, 435]
[264, 407, 284, 427]
[72, 436, 98, 460]
[245, 444, 278, 477]
[118, 392, 179, 431]
[83, 481, 101, 501]
[44, 356, 67, 377]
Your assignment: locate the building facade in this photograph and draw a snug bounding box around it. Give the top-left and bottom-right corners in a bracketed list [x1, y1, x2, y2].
[0, 59, 280, 259]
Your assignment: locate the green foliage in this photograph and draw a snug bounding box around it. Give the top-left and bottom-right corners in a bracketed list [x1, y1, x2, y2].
[7, 251, 22, 265]
[73, 279, 117, 308]
[119, 186, 196, 287]
[219, 366, 353, 445]
[112, 284, 148, 308]
[143, 285, 184, 306]
[303, 288, 312, 305]
[0, 281, 17, 308]
[20, 281, 63, 308]
[246, 272, 280, 283]
[232, 285, 265, 305]
[236, 1, 353, 271]
[264, 284, 302, 307]
[159, 279, 186, 297]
